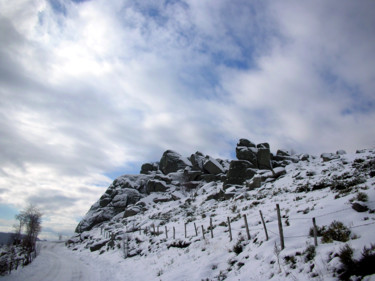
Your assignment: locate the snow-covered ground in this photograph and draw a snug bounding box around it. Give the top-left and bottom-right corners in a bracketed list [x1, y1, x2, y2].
[1, 242, 101, 281]
[63, 150, 375, 280]
[4, 149, 375, 281]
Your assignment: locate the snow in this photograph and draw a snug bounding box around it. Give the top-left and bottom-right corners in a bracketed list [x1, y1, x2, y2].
[1, 242, 100, 281]
[4, 149, 375, 280]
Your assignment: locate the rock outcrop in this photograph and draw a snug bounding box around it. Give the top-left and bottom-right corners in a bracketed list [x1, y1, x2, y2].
[159, 150, 191, 175]
[75, 139, 299, 233]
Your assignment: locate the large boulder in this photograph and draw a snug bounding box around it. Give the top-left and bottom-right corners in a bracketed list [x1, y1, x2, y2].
[246, 175, 262, 190]
[159, 150, 191, 174]
[257, 147, 272, 170]
[225, 160, 257, 187]
[203, 156, 225, 175]
[238, 139, 256, 147]
[236, 146, 258, 167]
[75, 207, 115, 233]
[189, 151, 205, 171]
[111, 188, 143, 210]
[146, 179, 168, 193]
[140, 162, 159, 174]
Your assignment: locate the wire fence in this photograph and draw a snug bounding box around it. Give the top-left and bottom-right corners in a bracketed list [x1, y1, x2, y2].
[100, 201, 375, 251]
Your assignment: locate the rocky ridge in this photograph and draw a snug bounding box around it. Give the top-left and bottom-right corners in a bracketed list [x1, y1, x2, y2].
[76, 139, 299, 233]
[69, 140, 375, 280]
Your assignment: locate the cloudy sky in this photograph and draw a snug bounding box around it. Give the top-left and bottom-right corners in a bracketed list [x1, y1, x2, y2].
[1, 0, 374, 239]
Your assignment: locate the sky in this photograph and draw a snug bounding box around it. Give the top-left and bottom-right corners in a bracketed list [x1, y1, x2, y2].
[0, 0, 374, 240]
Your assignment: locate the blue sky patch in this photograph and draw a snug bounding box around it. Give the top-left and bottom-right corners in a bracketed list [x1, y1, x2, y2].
[0, 204, 19, 220]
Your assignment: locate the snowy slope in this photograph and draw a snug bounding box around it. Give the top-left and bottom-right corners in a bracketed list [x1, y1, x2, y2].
[66, 148, 375, 281]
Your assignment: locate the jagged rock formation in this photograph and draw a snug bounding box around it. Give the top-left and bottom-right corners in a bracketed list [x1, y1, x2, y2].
[69, 141, 375, 281]
[76, 138, 301, 233]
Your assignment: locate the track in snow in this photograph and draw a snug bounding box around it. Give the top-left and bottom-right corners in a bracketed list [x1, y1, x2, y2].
[2, 242, 99, 281]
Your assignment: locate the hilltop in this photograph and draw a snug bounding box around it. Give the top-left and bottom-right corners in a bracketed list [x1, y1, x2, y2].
[67, 139, 375, 280]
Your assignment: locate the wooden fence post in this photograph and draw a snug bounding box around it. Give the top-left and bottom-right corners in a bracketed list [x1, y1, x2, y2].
[153, 225, 156, 236]
[165, 226, 168, 239]
[312, 217, 318, 246]
[276, 204, 285, 250]
[201, 225, 205, 239]
[227, 217, 232, 242]
[243, 214, 251, 240]
[210, 217, 214, 239]
[184, 223, 187, 238]
[173, 226, 176, 239]
[194, 223, 198, 236]
[259, 210, 269, 241]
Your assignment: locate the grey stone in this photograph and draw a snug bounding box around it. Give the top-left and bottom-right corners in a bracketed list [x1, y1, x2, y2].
[183, 167, 202, 181]
[111, 188, 143, 209]
[124, 206, 141, 217]
[159, 150, 191, 175]
[140, 162, 158, 174]
[237, 139, 256, 147]
[225, 160, 257, 186]
[321, 153, 340, 162]
[75, 208, 115, 233]
[99, 195, 111, 207]
[203, 156, 225, 175]
[189, 151, 205, 171]
[277, 149, 290, 157]
[206, 189, 225, 201]
[146, 179, 168, 193]
[257, 147, 272, 170]
[90, 239, 109, 252]
[236, 146, 258, 167]
[246, 175, 262, 190]
[257, 143, 270, 149]
[273, 167, 286, 178]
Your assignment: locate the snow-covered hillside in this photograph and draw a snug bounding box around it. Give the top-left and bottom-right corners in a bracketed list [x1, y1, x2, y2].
[67, 140, 375, 281]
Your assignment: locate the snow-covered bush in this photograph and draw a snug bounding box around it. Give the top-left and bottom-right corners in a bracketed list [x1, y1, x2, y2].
[309, 221, 352, 243]
[337, 243, 375, 280]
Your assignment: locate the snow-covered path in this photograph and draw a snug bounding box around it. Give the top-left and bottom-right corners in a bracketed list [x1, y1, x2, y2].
[1, 242, 100, 281]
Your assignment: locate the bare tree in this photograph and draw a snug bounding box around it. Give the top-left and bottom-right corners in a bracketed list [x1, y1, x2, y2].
[15, 204, 42, 262]
[12, 213, 26, 245]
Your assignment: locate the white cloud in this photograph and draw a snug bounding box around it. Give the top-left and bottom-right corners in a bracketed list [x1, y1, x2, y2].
[0, 0, 374, 237]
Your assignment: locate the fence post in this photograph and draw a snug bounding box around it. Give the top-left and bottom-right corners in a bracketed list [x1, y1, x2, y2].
[210, 217, 214, 239]
[165, 226, 168, 239]
[184, 223, 187, 238]
[259, 210, 269, 241]
[243, 214, 251, 240]
[312, 217, 318, 246]
[153, 225, 156, 236]
[276, 204, 285, 250]
[201, 225, 205, 239]
[173, 226, 176, 239]
[227, 217, 232, 242]
[194, 223, 198, 236]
